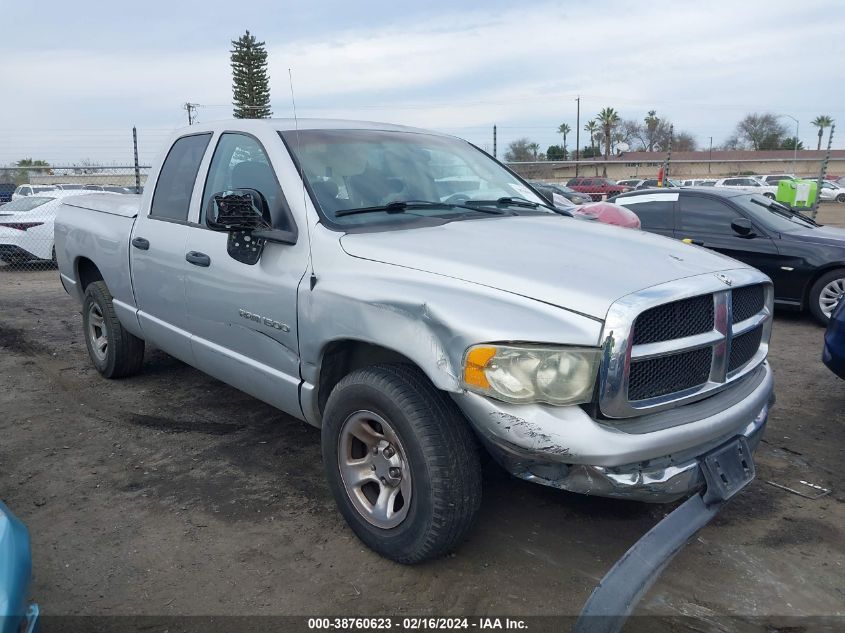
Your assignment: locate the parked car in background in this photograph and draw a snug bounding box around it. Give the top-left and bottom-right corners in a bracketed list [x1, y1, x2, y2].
[53, 183, 88, 191]
[0, 501, 39, 633]
[818, 180, 845, 203]
[756, 174, 795, 186]
[611, 187, 845, 323]
[714, 177, 778, 199]
[528, 181, 592, 205]
[616, 178, 644, 188]
[532, 184, 576, 212]
[103, 185, 141, 194]
[0, 184, 16, 204]
[55, 118, 774, 564]
[636, 178, 681, 189]
[0, 190, 112, 264]
[680, 179, 717, 187]
[11, 184, 55, 200]
[565, 177, 631, 200]
[823, 298, 845, 378]
[570, 201, 641, 229]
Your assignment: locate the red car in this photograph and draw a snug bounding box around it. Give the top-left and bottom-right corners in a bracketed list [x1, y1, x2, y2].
[566, 177, 631, 200]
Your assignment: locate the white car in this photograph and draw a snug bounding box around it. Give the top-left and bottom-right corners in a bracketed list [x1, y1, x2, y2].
[680, 179, 717, 187]
[755, 174, 795, 186]
[713, 177, 778, 199]
[819, 180, 845, 203]
[11, 184, 56, 200]
[0, 190, 114, 264]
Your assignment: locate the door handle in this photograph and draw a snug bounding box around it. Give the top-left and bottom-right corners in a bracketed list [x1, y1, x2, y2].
[131, 237, 150, 250]
[185, 251, 211, 267]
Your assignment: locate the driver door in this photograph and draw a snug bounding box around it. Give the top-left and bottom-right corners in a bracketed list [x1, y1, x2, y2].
[183, 132, 309, 417]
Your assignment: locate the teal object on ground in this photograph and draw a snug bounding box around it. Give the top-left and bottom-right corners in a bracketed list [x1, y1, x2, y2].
[776, 179, 817, 208]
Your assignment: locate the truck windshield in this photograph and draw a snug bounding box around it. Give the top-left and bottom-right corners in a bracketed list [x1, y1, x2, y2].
[280, 129, 551, 228]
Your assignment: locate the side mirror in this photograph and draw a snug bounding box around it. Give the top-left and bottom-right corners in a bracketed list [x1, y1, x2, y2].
[731, 217, 755, 237]
[205, 189, 270, 232]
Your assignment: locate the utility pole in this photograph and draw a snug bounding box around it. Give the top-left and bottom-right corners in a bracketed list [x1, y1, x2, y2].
[132, 126, 141, 194]
[664, 124, 674, 185]
[708, 136, 713, 174]
[493, 125, 497, 159]
[811, 122, 834, 220]
[575, 96, 581, 176]
[184, 102, 199, 125]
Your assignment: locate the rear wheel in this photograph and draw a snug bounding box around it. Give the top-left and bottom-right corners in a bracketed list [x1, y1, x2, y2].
[809, 268, 845, 325]
[322, 364, 482, 564]
[763, 192, 775, 199]
[82, 281, 145, 378]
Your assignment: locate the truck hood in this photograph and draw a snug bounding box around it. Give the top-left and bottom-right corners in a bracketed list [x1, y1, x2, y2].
[340, 215, 751, 320]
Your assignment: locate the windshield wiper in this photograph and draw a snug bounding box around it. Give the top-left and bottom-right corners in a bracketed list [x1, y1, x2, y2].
[335, 200, 507, 218]
[463, 196, 541, 209]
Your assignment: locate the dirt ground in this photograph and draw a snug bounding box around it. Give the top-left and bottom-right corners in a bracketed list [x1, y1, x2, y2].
[1, 206, 843, 629]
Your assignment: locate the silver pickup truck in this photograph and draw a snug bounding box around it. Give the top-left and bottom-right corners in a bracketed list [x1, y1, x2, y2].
[55, 119, 774, 564]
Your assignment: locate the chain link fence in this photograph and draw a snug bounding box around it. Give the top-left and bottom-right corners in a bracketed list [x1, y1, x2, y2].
[0, 165, 149, 272]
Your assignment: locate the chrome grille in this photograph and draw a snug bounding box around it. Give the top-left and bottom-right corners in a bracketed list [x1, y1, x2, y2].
[629, 348, 713, 401]
[599, 271, 773, 419]
[632, 295, 714, 344]
[732, 284, 765, 323]
[729, 325, 763, 372]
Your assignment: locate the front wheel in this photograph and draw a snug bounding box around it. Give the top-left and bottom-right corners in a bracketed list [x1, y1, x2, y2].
[763, 192, 775, 200]
[82, 281, 145, 378]
[321, 364, 482, 564]
[836, 193, 845, 203]
[809, 268, 845, 325]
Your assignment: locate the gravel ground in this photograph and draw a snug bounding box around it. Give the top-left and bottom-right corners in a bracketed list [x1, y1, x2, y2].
[0, 205, 843, 629]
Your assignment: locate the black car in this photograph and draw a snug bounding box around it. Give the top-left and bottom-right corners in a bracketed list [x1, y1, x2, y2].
[610, 188, 845, 324]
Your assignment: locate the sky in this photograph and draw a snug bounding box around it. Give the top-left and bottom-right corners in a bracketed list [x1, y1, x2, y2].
[1, 0, 844, 166]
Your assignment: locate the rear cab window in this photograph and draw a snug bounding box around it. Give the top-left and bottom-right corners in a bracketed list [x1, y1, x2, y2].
[150, 133, 212, 222]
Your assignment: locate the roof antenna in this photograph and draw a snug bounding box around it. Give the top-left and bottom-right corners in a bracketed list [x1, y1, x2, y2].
[289, 67, 316, 281]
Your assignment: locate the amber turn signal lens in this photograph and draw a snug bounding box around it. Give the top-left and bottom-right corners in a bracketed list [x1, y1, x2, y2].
[463, 346, 497, 389]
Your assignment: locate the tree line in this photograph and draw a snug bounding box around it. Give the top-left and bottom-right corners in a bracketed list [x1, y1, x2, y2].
[505, 110, 835, 163]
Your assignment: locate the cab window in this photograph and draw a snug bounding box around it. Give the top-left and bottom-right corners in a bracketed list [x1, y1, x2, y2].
[150, 133, 212, 222]
[200, 133, 291, 229]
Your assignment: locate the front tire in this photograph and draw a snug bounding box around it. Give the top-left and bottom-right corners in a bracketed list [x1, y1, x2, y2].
[82, 281, 145, 378]
[763, 192, 775, 200]
[321, 364, 482, 564]
[808, 268, 845, 325]
[836, 193, 845, 203]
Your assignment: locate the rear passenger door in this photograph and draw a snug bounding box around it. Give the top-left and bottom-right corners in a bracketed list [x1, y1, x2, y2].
[615, 192, 677, 238]
[130, 132, 212, 363]
[675, 193, 780, 277]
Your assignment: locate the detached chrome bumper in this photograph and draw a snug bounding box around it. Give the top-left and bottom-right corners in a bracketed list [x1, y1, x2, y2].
[452, 362, 773, 503]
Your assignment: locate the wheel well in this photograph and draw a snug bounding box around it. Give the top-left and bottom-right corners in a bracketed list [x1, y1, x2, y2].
[76, 257, 104, 291]
[317, 340, 416, 415]
[804, 264, 845, 307]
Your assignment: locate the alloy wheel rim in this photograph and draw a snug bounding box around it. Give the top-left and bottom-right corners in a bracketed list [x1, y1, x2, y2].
[87, 302, 108, 361]
[819, 278, 845, 318]
[337, 410, 411, 529]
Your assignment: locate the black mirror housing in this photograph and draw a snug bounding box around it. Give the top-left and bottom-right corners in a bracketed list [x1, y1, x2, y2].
[731, 217, 755, 237]
[206, 189, 271, 232]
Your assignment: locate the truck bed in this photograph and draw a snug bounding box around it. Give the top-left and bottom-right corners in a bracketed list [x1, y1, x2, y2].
[55, 194, 141, 328]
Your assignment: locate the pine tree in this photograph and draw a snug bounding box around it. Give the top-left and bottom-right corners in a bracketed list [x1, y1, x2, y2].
[230, 30, 272, 119]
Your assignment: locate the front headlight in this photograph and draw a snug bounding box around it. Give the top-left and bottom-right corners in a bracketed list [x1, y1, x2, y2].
[462, 344, 601, 406]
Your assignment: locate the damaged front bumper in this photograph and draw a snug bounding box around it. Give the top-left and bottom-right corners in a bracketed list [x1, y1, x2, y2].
[452, 362, 773, 503]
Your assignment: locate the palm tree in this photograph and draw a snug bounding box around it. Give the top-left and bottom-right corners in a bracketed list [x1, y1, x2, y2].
[527, 142, 540, 160]
[584, 120, 600, 175]
[597, 107, 621, 176]
[557, 123, 571, 158]
[811, 115, 834, 150]
[644, 110, 659, 151]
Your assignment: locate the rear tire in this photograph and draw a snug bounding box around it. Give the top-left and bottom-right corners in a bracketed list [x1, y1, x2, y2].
[321, 364, 482, 564]
[808, 268, 845, 325]
[763, 192, 775, 199]
[82, 281, 145, 378]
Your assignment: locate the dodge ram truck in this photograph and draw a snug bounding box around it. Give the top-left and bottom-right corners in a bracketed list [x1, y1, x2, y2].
[55, 119, 775, 564]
